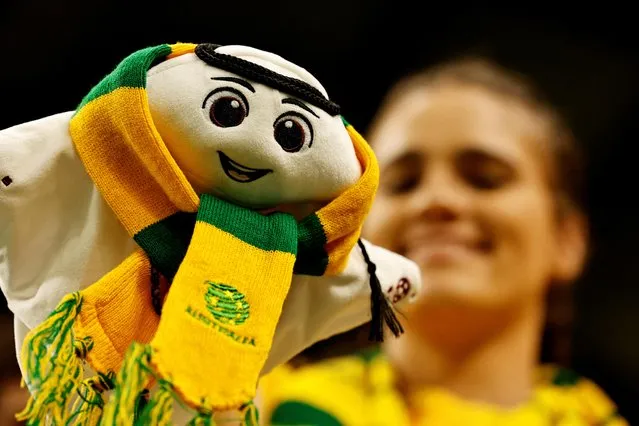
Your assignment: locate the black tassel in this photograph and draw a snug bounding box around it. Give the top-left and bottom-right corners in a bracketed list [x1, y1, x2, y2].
[357, 239, 404, 342]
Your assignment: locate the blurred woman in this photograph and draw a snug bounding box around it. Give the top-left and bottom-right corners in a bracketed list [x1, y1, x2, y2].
[258, 58, 627, 425]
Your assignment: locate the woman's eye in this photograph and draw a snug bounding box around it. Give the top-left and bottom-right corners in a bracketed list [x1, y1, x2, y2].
[204, 87, 249, 128]
[391, 175, 419, 194]
[457, 151, 515, 190]
[273, 112, 313, 153]
[379, 153, 424, 195]
[465, 172, 508, 190]
[382, 171, 420, 195]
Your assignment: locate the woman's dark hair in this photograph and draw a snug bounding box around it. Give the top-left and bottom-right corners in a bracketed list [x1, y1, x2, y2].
[295, 57, 586, 367]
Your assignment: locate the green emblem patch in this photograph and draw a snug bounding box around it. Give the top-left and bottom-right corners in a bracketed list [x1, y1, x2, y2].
[204, 281, 250, 326]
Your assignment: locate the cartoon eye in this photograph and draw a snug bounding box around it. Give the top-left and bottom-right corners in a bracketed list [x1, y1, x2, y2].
[203, 87, 249, 128]
[273, 111, 314, 153]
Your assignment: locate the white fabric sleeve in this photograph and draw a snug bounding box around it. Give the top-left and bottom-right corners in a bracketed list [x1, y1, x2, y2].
[261, 239, 421, 375]
[0, 112, 134, 359]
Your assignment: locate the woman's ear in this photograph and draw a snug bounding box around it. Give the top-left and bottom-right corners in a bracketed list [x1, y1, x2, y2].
[553, 209, 589, 285]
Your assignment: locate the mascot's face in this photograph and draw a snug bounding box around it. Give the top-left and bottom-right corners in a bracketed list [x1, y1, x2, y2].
[146, 46, 361, 209]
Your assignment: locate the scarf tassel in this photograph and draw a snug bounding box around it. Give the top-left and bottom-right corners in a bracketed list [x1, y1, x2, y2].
[102, 341, 264, 425]
[240, 401, 260, 426]
[186, 412, 214, 426]
[357, 240, 405, 342]
[66, 371, 115, 425]
[135, 381, 174, 425]
[101, 342, 153, 425]
[16, 292, 87, 424]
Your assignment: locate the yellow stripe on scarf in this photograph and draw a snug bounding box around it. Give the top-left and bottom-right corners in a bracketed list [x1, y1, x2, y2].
[75, 250, 159, 373]
[71, 85, 198, 236]
[317, 124, 379, 275]
[152, 219, 296, 409]
[100, 194, 299, 421]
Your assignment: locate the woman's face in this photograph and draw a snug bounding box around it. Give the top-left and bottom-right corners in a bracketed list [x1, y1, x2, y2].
[364, 84, 585, 311]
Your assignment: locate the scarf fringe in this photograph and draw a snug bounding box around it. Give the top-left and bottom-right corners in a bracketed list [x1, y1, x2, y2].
[16, 292, 86, 424]
[133, 389, 151, 422]
[97, 340, 261, 426]
[101, 342, 152, 425]
[186, 412, 214, 426]
[134, 382, 174, 425]
[240, 401, 259, 426]
[66, 372, 114, 425]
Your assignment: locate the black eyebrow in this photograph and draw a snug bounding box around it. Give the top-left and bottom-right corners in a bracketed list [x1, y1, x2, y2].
[282, 98, 319, 118]
[211, 76, 255, 93]
[196, 44, 340, 116]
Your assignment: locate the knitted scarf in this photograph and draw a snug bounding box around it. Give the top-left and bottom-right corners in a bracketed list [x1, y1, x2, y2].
[16, 43, 397, 425]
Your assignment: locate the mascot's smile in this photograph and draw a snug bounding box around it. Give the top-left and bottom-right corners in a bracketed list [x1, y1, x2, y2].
[218, 151, 272, 183]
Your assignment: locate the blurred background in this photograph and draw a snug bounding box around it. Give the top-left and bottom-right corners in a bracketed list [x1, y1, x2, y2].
[1, 3, 638, 424]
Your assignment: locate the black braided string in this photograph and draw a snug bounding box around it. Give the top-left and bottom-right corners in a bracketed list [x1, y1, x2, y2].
[357, 239, 404, 341]
[195, 44, 340, 116]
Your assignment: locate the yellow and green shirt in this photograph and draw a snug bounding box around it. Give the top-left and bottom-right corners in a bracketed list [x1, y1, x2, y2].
[259, 349, 627, 425]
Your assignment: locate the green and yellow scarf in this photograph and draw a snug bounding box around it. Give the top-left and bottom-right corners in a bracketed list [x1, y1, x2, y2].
[17, 43, 391, 425]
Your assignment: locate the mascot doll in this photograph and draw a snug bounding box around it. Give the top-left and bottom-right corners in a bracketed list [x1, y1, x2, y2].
[0, 42, 422, 424]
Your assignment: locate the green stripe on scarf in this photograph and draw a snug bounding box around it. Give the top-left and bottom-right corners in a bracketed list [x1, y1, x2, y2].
[77, 44, 173, 109]
[134, 212, 195, 281]
[198, 195, 298, 254]
[294, 214, 329, 276]
[136, 210, 330, 282]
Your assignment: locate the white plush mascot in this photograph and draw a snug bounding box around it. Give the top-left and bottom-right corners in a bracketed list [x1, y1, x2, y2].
[0, 42, 421, 425]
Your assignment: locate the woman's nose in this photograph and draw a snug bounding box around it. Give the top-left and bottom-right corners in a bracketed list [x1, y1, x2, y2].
[408, 168, 467, 222]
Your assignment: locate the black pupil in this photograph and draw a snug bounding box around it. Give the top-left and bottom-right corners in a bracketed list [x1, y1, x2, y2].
[274, 119, 304, 152]
[210, 97, 245, 127]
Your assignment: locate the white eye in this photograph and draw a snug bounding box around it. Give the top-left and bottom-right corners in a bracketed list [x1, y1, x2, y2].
[273, 111, 314, 153]
[202, 87, 249, 128]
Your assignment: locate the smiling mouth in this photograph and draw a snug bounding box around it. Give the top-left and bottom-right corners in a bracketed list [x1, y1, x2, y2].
[403, 232, 494, 267]
[217, 151, 272, 183]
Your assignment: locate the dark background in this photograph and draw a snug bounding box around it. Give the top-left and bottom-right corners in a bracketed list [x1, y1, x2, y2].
[1, 2, 638, 423]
